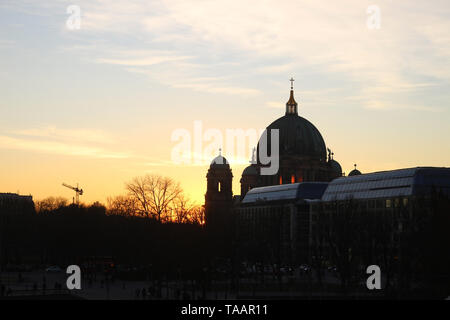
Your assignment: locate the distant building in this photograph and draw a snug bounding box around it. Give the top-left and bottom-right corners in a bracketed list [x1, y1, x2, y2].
[0, 193, 35, 215]
[234, 167, 450, 265]
[309, 167, 450, 265]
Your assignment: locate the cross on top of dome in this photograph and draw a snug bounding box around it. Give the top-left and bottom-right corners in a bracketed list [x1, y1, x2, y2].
[286, 77, 298, 115]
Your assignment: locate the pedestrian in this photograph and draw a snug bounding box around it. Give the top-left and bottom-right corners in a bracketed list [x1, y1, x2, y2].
[135, 288, 140, 299]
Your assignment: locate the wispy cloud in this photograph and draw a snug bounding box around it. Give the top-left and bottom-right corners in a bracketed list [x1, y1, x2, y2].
[64, 1, 447, 102]
[363, 101, 443, 112]
[6, 0, 450, 108]
[266, 101, 284, 109]
[0, 135, 130, 159]
[172, 82, 260, 95]
[0, 127, 130, 159]
[0, 39, 15, 48]
[11, 127, 115, 144]
[96, 56, 191, 67]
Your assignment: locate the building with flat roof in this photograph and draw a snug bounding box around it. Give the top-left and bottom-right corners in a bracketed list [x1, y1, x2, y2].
[234, 167, 450, 266]
[321, 167, 450, 202]
[236, 182, 328, 265]
[0, 193, 35, 215]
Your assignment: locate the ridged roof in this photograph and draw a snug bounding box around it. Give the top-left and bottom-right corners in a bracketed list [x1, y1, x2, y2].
[241, 182, 329, 204]
[322, 167, 450, 201]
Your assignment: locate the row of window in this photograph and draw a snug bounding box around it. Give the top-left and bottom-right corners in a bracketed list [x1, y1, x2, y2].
[314, 197, 410, 210]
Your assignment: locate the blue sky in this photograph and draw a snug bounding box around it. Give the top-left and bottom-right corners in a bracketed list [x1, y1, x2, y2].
[0, 0, 449, 203]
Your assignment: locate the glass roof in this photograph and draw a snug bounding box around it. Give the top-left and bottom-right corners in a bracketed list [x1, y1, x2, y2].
[322, 167, 450, 201]
[242, 182, 328, 204]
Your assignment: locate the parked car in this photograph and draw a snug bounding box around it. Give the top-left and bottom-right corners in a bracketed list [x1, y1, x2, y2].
[299, 264, 311, 274]
[263, 265, 273, 274]
[45, 266, 63, 273]
[327, 265, 338, 273]
[280, 266, 293, 274]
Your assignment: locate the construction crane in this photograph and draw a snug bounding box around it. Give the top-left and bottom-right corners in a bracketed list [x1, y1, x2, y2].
[62, 183, 83, 205]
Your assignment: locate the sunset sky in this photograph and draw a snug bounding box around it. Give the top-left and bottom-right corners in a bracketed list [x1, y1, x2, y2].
[1, 0, 449, 205]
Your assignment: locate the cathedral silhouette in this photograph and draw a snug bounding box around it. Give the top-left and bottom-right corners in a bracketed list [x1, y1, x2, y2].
[203, 80, 450, 266]
[205, 80, 347, 228]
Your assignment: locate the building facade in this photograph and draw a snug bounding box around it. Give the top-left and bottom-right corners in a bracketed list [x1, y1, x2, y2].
[236, 182, 328, 265]
[0, 193, 35, 215]
[235, 167, 450, 266]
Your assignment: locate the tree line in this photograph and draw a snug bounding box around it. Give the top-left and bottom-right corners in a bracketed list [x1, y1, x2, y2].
[1, 174, 209, 276]
[35, 174, 204, 225]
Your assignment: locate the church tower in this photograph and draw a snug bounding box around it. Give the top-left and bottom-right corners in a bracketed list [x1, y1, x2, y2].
[240, 147, 259, 198]
[205, 150, 233, 229]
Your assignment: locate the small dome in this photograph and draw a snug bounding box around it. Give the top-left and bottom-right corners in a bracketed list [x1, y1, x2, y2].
[210, 155, 229, 167]
[329, 159, 342, 176]
[348, 169, 361, 176]
[242, 165, 258, 176]
[348, 164, 362, 176]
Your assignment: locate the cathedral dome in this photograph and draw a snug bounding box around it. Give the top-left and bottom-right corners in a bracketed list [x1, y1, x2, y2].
[260, 114, 327, 160]
[210, 154, 229, 168]
[348, 164, 362, 176]
[258, 83, 327, 161]
[329, 159, 342, 176]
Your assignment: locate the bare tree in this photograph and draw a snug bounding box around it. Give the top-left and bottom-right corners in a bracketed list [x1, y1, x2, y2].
[126, 176, 152, 217]
[171, 194, 193, 223]
[107, 195, 139, 216]
[35, 196, 68, 213]
[126, 174, 182, 222]
[188, 205, 205, 225]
